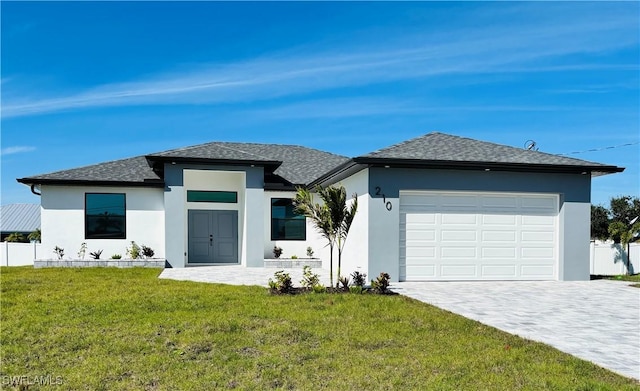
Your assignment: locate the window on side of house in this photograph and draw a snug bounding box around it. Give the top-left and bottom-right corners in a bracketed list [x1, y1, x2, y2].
[271, 198, 306, 240]
[85, 193, 126, 239]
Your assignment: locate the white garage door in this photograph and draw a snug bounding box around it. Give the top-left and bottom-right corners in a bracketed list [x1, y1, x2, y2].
[399, 191, 558, 281]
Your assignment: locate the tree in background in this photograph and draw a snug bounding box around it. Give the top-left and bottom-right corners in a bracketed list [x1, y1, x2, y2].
[4, 233, 27, 243]
[28, 228, 41, 243]
[590, 205, 610, 240]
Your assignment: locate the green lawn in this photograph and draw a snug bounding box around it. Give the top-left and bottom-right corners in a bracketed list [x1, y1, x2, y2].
[1, 267, 638, 390]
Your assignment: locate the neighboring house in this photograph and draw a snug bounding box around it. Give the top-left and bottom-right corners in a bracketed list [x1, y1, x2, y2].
[17, 132, 623, 281]
[0, 203, 40, 242]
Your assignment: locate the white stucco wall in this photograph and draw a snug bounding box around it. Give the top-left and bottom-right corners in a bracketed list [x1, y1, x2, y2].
[263, 191, 328, 262]
[333, 169, 370, 279]
[40, 185, 165, 260]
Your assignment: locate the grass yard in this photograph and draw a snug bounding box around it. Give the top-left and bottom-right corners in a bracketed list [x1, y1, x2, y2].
[1, 267, 638, 390]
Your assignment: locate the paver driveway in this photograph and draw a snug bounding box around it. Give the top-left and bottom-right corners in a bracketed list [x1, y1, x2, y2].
[393, 280, 640, 380]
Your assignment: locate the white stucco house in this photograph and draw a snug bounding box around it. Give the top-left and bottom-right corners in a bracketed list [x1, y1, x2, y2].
[18, 132, 623, 281]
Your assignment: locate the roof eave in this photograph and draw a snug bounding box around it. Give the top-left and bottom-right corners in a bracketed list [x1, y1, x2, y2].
[145, 155, 282, 169]
[353, 157, 625, 175]
[16, 178, 166, 188]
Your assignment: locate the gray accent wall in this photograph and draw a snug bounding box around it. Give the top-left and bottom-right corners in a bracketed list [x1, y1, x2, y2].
[163, 163, 264, 268]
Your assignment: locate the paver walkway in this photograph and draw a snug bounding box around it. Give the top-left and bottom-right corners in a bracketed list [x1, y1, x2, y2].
[160, 267, 640, 380]
[394, 280, 640, 380]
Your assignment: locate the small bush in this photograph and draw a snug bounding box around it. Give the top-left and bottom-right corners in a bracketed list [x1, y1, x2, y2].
[338, 275, 351, 291]
[141, 245, 155, 258]
[77, 242, 87, 259]
[268, 270, 293, 294]
[300, 266, 320, 288]
[111, 254, 122, 260]
[273, 246, 283, 259]
[351, 271, 367, 288]
[89, 250, 103, 260]
[53, 246, 64, 260]
[127, 241, 141, 259]
[349, 285, 364, 294]
[312, 285, 326, 294]
[306, 246, 314, 257]
[291, 255, 298, 259]
[371, 272, 391, 294]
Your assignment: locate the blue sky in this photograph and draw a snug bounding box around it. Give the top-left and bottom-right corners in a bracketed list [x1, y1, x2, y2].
[1, 2, 638, 207]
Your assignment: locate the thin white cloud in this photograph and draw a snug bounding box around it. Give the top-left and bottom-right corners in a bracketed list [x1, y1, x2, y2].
[0, 146, 36, 156]
[2, 4, 638, 118]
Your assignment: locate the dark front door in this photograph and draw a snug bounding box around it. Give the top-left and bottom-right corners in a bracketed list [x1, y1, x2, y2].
[188, 210, 238, 264]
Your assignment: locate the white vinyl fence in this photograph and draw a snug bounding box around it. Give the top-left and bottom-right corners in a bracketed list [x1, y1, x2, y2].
[0, 242, 43, 266]
[590, 241, 640, 276]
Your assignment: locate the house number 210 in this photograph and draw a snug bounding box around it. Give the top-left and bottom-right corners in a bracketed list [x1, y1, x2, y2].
[375, 187, 393, 211]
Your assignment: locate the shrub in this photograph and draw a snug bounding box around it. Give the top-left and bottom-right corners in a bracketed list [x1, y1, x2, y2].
[77, 242, 87, 260]
[349, 285, 364, 294]
[273, 246, 283, 259]
[89, 250, 103, 260]
[141, 245, 155, 258]
[338, 275, 351, 291]
[127, 241, 141, 259]
[350, 271, 367, 287]
[268, 270, 293, 294]
[291, 255, 298, 259]
[312, 284, 327, 294]
[27, 229, 41, 243]
[111, 254, 122, 260]
[300, 266, 320, 289]
[53, 246, 64, 260]
[371, 272, 391, 294]
[306, 246, 314, 257]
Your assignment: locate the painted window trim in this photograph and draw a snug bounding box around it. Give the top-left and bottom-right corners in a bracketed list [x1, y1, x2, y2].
[187, 190, 238, 203]
[85, 193, 127, 240]
[271, 198, 306, 241]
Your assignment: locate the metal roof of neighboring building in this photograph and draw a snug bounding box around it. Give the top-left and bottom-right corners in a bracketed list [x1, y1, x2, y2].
[0, 204, 41, 233]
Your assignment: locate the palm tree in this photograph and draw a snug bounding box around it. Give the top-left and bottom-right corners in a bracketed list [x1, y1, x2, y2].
[608, 218, 640, 275]
[294, 185, 358, 287]
[5, 232, 26, 243]
[28, 228, 41, 243]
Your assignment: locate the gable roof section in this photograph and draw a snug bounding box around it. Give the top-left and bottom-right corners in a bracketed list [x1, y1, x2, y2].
[0, 204, 40, 233]
[17, 156, 164, 187]
[356, 132, 623, 174]
[311, 132, 623, 186]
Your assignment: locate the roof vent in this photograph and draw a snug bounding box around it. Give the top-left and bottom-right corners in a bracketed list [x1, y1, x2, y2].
[524, 140, 538, 151]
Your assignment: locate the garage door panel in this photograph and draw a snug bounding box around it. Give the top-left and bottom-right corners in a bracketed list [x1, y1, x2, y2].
[521, 231, 554, 242]
[441, 214, 477, 225]
[482, 214, 517, 225]
[522, 215, 555, 226]
[521, 247, 554, 258]
[441, 247, 477, 258]
[406, 265, 435, 278]
[405, 247, 436, 257]
[521, 265, 554, 278]
[441, 264, 477, 277]
[521, 196, 556, 211]
[482, 230, 517, 242]
[482, 264, 517, 277]
[482, 247, 517, 258]
[441, 230, 476, 241]
[400, 191, 558, 281]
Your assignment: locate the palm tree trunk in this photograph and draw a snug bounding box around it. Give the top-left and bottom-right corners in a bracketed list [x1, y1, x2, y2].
[329, 243, 334, 287]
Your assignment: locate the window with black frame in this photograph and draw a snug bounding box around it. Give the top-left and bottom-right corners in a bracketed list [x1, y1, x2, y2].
[85, 193, 126, 239]
[271, 198, 306, 240]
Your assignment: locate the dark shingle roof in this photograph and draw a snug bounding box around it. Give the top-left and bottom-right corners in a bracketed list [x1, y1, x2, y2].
[17, 132, 622, 188]
[359, 132, 620, 169]
[17, 156, 163, 186]
[0, 204, 40, 232]
[148, 142, 349, 185]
